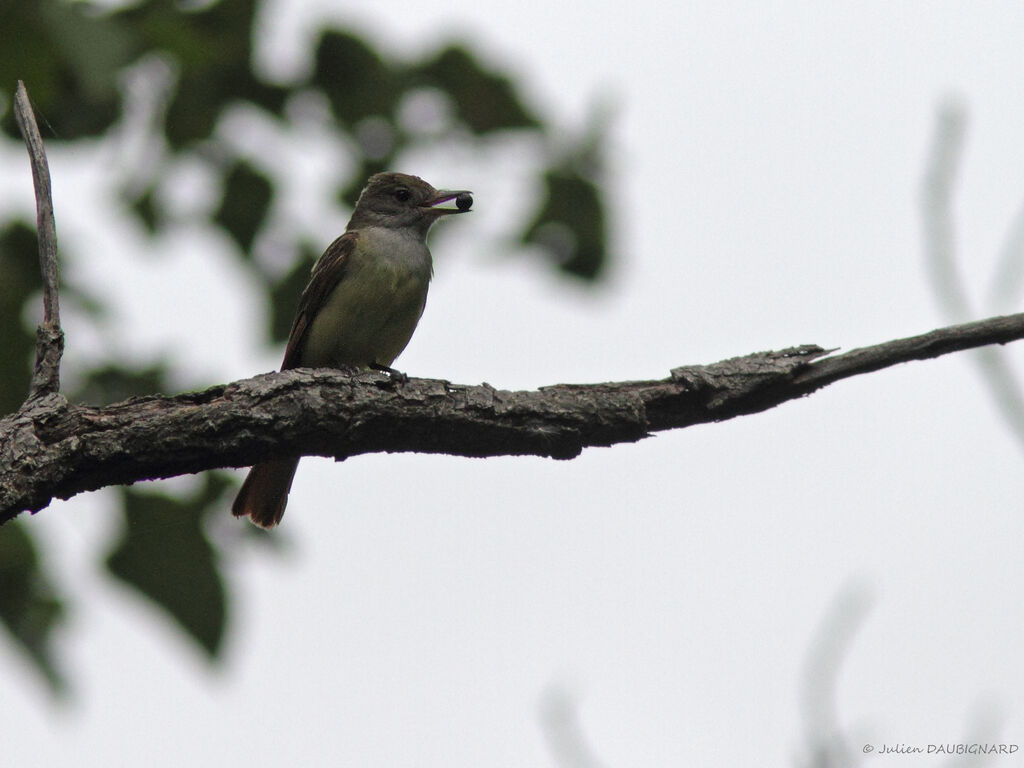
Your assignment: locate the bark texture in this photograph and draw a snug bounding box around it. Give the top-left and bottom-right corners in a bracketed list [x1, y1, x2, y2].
[4, 311, 1024, 521]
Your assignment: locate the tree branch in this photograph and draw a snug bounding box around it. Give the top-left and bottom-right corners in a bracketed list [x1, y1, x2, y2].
[14, 81, 64, 399]
[3, 311, 1024, 521]
[5, 84, 1023, 523]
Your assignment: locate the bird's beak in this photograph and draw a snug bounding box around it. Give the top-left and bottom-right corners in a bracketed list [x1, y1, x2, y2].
[421, 190, 473, 215]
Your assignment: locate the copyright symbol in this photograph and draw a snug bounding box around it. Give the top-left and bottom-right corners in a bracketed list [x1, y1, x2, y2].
[863, 744, 874, 753]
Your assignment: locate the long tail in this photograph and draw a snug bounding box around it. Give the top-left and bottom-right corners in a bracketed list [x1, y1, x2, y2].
[232, 457, 300, 528]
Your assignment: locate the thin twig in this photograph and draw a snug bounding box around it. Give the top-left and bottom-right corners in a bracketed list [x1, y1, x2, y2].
[13, 80, 64, 399]
[791, 312, 1024, 391]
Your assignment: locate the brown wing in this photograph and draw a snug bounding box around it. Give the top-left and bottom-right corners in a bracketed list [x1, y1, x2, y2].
[280, 232, 357, 370]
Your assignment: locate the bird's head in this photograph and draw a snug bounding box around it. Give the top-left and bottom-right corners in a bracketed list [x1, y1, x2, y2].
[348, 172, 472, 236]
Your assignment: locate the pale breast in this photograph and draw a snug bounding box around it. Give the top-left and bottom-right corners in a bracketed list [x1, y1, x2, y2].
[301, 227, 434, 368]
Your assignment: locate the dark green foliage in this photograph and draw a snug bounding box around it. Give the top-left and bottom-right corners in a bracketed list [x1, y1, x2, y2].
[522, 167, 608, 280]
[269, 242, 321, 345]
[120, 0, 287, 147]
[0, 222, 39, 415]
[106, 473, 233, 658]
[0, 520, 66, 694]
[413, 45, 539, 134]
[73, 362, 172, 405]
[0, 0, 129, 138]
[214, 161, 273, 254]
[313, 31, 401, 127]
[131, 186, 160, 234]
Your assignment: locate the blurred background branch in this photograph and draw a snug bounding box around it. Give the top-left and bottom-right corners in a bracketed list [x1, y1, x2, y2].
[921, 99, 1024, 451]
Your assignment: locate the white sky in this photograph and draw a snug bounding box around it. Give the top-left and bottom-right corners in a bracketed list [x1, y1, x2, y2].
[5, 1, 1024, 766]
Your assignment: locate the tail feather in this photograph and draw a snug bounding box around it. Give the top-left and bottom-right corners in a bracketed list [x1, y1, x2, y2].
[232, 457, 300, 528]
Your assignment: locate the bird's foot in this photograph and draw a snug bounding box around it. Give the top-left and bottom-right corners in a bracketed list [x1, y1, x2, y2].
[370, 363, 409, 384]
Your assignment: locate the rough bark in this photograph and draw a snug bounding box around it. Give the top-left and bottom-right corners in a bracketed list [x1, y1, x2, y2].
[4, 311, 1024, 521]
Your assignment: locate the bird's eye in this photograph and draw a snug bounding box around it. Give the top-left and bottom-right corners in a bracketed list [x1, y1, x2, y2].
[394, 188, 411, 202]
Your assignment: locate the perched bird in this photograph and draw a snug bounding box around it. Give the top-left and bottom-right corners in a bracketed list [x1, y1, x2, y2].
[232, 172, 472, 527]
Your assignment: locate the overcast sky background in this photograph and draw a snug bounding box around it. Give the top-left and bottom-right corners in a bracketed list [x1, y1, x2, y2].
[4, 1, 1024, 766]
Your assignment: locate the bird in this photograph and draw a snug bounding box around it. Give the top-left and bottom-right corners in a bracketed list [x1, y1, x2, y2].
[232, 172, 472, 528]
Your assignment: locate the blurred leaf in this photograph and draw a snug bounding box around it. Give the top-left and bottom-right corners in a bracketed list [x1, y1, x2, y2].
[268, 243, 320, 345]
[412, 45, 539, 134]
[72, 362, 171, 406]
[120, 0, 286, 148]
[312, 31, 401, 127]
[213, 160, 273, 254]
[0, 222, 41, 415]
[106, 473, 232, 658]
[130, 186, 160, 235]
[0, 520, 67, 695]
[522, 167, 608, 280]
[0, 0, 132, 139]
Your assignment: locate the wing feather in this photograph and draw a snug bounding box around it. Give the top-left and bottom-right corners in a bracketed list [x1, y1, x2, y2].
[280, 232, 356, 370]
